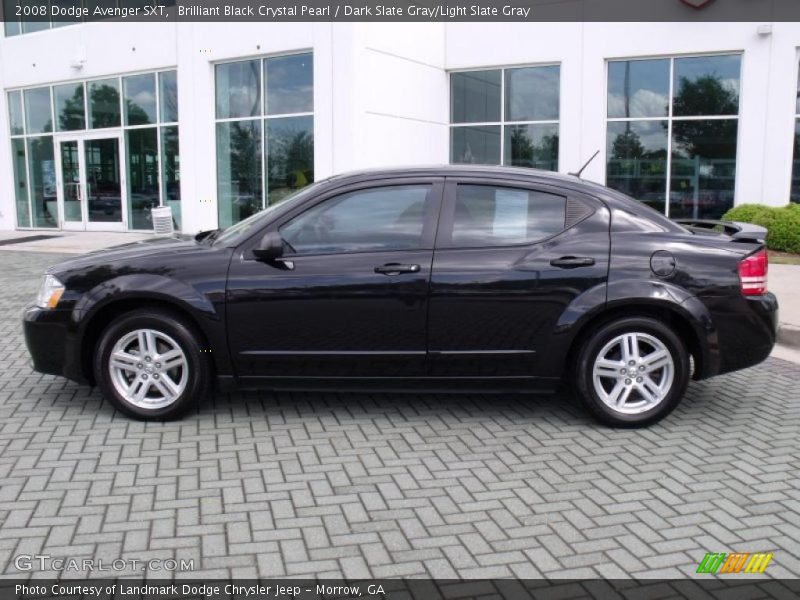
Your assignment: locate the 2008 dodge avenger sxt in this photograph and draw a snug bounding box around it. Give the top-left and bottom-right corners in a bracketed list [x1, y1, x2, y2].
[23, 166, 778, 427]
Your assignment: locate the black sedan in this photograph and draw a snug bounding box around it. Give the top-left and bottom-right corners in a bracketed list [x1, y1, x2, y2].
[23, 166, 778, 427]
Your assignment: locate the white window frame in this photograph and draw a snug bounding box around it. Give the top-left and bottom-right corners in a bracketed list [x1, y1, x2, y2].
[790, 50, 800, 202]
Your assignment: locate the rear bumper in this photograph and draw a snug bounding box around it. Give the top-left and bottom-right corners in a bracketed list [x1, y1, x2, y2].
[23, 305, 87, 383]
[710, 292, 778, 377]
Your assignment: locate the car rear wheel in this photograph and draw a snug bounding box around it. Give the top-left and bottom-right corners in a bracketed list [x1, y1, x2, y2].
[93, 309, 210, 420]
[575, 317, 690, 427]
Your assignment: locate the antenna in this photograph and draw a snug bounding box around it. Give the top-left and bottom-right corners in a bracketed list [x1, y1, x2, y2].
[569, 150, 600, 178]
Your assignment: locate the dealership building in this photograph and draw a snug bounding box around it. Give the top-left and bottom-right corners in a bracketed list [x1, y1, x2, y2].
[1, 18, 799, 234]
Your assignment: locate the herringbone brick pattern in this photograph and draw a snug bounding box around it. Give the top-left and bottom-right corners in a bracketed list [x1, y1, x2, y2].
[0, 251, 798, 579]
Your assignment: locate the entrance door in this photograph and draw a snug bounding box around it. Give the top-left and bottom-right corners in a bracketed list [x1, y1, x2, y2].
[56, 134, 127, 231]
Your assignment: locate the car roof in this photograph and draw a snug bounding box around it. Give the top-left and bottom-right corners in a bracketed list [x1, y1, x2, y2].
[325, 164, 581, 185]
[323, 165, 637, 201]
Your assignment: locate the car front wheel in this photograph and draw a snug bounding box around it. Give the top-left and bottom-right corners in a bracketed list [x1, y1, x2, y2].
[575, 317, 690, 428]
[93, 309, 210, 420]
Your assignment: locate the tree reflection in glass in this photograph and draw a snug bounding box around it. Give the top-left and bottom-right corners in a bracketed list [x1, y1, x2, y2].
[217, 120, 262, 229]
[792, 121, 800, 204]
[606, 121, 668, 214]
[267, 116, 313, 206]
[505, 124, 558, 171]
[89, 80, 121, 129]
[670, 74, 738, 219]
[54, 83, 85, 131]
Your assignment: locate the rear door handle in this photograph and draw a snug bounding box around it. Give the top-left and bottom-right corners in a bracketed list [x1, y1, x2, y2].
[374, 263, 421, 275]
[550, 256, 596, 268]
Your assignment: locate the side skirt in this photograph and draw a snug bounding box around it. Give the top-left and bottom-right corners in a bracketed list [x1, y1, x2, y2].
[220, 375, 560, 394]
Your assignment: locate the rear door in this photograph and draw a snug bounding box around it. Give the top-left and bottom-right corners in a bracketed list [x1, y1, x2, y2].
[428, 178, 610, 379]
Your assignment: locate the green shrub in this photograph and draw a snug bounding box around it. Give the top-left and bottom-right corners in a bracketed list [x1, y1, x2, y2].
[721, 203, 800, 254]
[723, 204, 769, 223]
[767, 206, 800, 254]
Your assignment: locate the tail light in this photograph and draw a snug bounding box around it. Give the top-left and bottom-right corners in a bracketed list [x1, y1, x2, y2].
[738, 249, 768, 296]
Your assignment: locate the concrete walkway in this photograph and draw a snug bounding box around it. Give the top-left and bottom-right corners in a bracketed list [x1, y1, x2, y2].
[0, 230, 154, 253]
[771, 264, 800, 348]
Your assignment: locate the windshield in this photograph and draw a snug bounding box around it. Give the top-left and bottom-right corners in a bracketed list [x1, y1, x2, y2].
[213, 183, 323, 247]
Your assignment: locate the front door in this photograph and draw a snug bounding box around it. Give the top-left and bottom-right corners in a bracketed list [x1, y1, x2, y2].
[56, 134, 126, 231]
[225, 181, 443, 380]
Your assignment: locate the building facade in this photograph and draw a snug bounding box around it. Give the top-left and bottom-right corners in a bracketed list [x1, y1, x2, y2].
[1, 20, 799, 234]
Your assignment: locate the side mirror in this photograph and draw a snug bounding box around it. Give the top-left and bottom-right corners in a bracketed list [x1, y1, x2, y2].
[252, 231, 284, 261]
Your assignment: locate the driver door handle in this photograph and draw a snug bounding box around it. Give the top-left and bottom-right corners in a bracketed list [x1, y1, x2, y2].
[550, 256, 596, 268]
[374, 263, 421, 275]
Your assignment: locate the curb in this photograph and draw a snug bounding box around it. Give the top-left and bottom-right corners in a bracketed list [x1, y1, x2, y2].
[778, 324, 800, 349]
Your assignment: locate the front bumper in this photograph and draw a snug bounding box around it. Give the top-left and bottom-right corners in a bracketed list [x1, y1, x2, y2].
[23, 304, 86, 383]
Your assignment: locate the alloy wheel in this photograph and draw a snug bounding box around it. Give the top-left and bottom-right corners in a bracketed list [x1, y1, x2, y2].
[591, 332, 675, 415]
[108, 328, 189, 409]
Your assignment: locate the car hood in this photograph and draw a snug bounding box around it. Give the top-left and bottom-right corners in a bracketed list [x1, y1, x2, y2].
[47, 235, 208, 275]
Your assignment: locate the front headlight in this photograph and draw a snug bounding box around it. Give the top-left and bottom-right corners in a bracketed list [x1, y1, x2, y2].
[36, 274, 65, 309]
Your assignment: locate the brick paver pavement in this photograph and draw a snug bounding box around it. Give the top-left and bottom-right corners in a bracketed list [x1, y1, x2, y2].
[0, 251, 798, 580]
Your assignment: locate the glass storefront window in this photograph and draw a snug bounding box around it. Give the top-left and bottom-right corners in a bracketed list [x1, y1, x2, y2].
[504, 123, 559, 170]
[123, 73, 157, 126]
[22, 20, 49, 34]
[88, 78, 121, 128]
[217, 120, 263, 229]
[266, 115, 313, 205]
[670, 119, 737, 219]
[3, 0, 21, 37]
[606, 120, 668, 214]
[450, 66, 560, 170]
[11, 139, 30, 228]
[4, 0, 81, 36]
[24, 87, 53, 135]
[792, 121, 800, 204]
[7, 69, 179, 231]
[673, 55, 741, 117]
[159, 70, 179, 123]
[606, 55, 741, 219]
[266, 54, 313, 115]
[216, 60, 261, 119]
[216, 53, 314, 227]
[791, 61, 800, 204]
[8, 91, 24, 135]
[54, 83, 85, 131]
[27, 136, 57, 228]
[607, 59, 670, 119]
[451, 126, 501, 165]
[161, 126, 181, 229]
[505, 66, 560, 122]
[126, 128, 159, 229]
[451, 70, 501, 124]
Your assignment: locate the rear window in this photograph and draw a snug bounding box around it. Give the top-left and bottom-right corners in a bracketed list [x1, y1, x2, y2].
[450, 184, 566, 247]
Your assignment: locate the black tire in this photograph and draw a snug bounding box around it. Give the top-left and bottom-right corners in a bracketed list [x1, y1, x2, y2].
[574, 316, 690, 428]
[93, 308, 211, 421]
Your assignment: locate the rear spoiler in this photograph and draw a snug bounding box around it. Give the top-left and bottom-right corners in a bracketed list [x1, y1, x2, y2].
[674, 219, 767, 244]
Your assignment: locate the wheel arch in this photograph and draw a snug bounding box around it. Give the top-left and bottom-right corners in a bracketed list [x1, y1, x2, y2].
[79, 296, 218, 386]
[563, 300, 712, 382]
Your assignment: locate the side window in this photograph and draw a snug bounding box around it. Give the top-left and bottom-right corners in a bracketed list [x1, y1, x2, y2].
[450, 184, 566, 247]
[280, 185, 432, 255]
